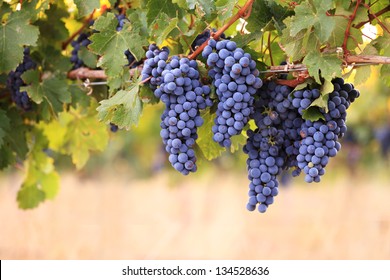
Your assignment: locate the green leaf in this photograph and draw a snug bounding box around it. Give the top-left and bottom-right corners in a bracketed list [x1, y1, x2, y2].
[380, 65, 390, 87]
[197, 109, 225, 160]
[0, 109, 10, 147]
[230, 131, 247, 154]
[17, 129, 59, 209]
[36, 4, 69, 47]
[17, 185, 46, 209]
[0, 108, 28, 169]
[21, 70, 71, 117]
[353, 66, 371, 86]
[97, 85, 143, 130]
[41, 102, 109, 169]
[127, 9, 149, 37]
[247, 0, 292, 33]
[139, 85, 159, 104]
[302, 51, 342, 84]
[195, 0, 216, 19]
[233, 31, 263, 49]
[146, 0, 181, 25]
[302, 106, 325, 122]
[89, 13, 147, 90]
[290, 0, 335, 43]
[150, 13, 179, 46]
[79, 48, 98, 69]
[74, 0, 99, 17]
[216, 0, 236, 22]
[0, 9, 39, 73]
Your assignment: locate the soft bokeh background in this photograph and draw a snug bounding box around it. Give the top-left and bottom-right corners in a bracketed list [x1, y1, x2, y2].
[1, 67, 390, 260]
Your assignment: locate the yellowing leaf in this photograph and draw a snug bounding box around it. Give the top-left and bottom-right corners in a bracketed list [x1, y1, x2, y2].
[97, 85, 143, 130]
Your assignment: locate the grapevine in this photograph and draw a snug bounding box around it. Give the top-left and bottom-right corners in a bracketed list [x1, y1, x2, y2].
[0, 0, 389, 211]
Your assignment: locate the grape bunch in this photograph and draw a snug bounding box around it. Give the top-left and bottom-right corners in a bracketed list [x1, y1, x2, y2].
[142, 45, 211, 175]
[291, 78, 360, 182]
[244, 117, 284, 213]
[202, 39, 263, 147]
[244, 82, 300, 212]
[244, 78, 360, 212]
[141, 44, 170, 89]
[70, 32, 91, 69]
[6, 48, 36, 110]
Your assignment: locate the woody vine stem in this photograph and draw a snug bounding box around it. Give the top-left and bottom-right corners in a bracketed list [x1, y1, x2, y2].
[67, 0, 390, 83]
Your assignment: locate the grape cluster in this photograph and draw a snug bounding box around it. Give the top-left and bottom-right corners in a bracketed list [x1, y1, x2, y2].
[244, 82, 299, 212]
[293, 78, 360, 182]
[6, 48, 36, 110]
[70, 32, 91, 69]
[141, 44, 170, 89]
[244, 118, 284, 213]
[142, 45, 211, 175]
[202, 39, 263, 147]
[244, 78, 360, 212]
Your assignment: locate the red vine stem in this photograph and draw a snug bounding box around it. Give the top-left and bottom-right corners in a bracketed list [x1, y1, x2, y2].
[342, 0, 362, 55]
[360, 3, 390, 34]
[355, 4, 390, 29]
[187, 0, 255, 60]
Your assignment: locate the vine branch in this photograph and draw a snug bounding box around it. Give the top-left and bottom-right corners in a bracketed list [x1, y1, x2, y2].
[62, 10, 96, 50]
[188, 0, 255, 60]
[342, 0, 362, 55]
[68, 54, 390, 82]
[355, 4, 390, 29]
[359, 3, 390, 34]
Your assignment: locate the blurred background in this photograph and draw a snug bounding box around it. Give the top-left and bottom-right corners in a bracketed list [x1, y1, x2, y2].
[1, 69, 390, 260]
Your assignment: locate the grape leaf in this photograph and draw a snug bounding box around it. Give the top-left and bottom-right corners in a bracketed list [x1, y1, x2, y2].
[97, 84, 143, 130]
[74, 0, 99, 17]
[0, 108, 28, 170]
[0, 109, 10, 147]
[354, 66, 371, 86]
[380, 65, 390, 87]
[233, 32, 263, 48]
[230, 132, 247, 154]
[89, 13, 147, 90]
[41, 102, 109, 169]
[151, 13, 179, 46]
[21, 70, 71, 117]
[302, 51, 342, 84]
[17, 129, 59, 209]
[302, 106, 325, 122]
[35, 4, 69, 47]
[195, 0, 216, 19]
[146, 0, 181, 25]
[247, 0, 292, 33]
[290, 0, 335, 43]
[197, 109, 225, 160]
[216, 0, 235, 22]
[0, 9, 39, 73]
[127, 9, 149, 37]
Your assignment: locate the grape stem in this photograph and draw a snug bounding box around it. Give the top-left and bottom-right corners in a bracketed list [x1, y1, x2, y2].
[355, 4, 389, 29]
[342, 0, 362, 55]
[187, 0, 255, 60]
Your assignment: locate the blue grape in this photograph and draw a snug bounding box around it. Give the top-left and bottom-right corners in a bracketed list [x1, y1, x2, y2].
[202, 39, 263, 147]
[143, 46, 211, 175]
[6, 47, 36, 110]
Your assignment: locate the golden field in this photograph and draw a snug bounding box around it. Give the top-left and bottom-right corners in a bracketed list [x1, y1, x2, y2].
[0, 171, 389, 259]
